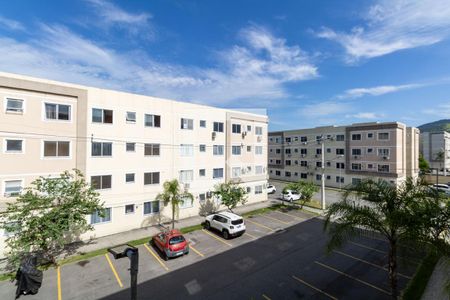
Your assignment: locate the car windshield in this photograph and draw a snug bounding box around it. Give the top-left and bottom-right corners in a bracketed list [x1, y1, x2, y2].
[231, 219, 243, 225]
[169, 236, 185, 245]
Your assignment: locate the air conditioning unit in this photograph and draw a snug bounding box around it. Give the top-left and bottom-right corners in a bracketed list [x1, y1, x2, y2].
[184, 183, 190, 190]
[212, 131, 216, 140]
[301, 154, 306, 158]
[7, 108, 23, 112]
[354, 155, 359, 159]
[257, 136, 262, 142]
[315, 154, 319, 158]
[383, 156, 390, 160]
[242, 131, 247, 138]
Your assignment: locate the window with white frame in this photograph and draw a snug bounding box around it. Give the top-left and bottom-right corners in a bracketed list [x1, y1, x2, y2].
[200, 120, 206, 128]
[255, 146, 263, 155]
[5, 98, 24, 113]
[125, 204, 135, 214]
[179, 196, 193, 209]
[5, 139, 23, 153]
[45, 103, 71, 121]
[125, 173, 135, 183]
[255, 165, 264, 174]
[247, 125, 251, 132]
[181, 118, 194, 130]
[144, 172, 160, 185]
[144, 201, 160, 214]
[378, 148, 390, 156]
[126, 143, 135, 152]
[44, 141, 70, 157]
[213, 122, 224, 132]
[199, 169, 206, 177]
[199, 144, 206, 152]
[145, 143, 160, 156]
[255, 126, 263, 135]
[232, 124, 241, 134]
[213, 145, 224, 155]
[144, 114, 161, 127]
[232, 167, 241, 178]
[91, 207, 111, 224]
[179, 170, 194, 183]
[180, 144, 194, 156]
[91, 142, 112, 157]
[213, 168, 224, 179]
[92, 108, 112, 123]
[91, 175, 112, 189]
[232, 145, 241, 155]
[255, 185, 263, 194]
[378, 132, 389, 140]
[247, 146, 251, 152]
[352, 134, 361, 141]
[126, 111, 136, 123]
[4, 180, 22, 196]
[351, 163, 362, 170]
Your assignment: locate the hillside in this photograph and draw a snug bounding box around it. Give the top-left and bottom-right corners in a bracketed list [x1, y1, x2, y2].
[418, 119, 450, 133]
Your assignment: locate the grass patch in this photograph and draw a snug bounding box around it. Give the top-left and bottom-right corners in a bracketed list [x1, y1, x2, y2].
[402, 251, 441, 300]
[58, 248, 109, 266]
[293, 199, 322, 210]
[180, 224, 204, 234]
[0, 272, 14, 281]
[242, 204, 285, 217]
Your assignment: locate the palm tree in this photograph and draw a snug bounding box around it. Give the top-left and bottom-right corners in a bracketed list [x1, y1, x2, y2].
[156, 179, 193, 230]
[324, 177, 428, 299]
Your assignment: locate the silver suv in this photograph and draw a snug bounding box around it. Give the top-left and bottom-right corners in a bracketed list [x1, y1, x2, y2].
[204, 212, 246, 239]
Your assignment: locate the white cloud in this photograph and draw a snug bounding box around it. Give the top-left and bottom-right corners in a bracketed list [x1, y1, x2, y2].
[0, 16, 25, 31]
[423, 102, 450, 118]
[300, 101, 351, 117]
[346, 112, 385, 119]
[85, 0, 151, 25]
[316, 0, 450, 62]
[337, 83, 422, 99]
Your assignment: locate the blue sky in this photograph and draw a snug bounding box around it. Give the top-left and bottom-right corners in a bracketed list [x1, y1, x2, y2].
[0, 0, 449, 130]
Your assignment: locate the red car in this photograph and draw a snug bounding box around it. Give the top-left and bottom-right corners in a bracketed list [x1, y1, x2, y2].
[151, 229, 189, 260]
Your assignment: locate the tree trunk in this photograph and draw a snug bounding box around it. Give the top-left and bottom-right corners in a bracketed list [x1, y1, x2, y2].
[388, 239, 398, 299]
[172, 202, 175, 230]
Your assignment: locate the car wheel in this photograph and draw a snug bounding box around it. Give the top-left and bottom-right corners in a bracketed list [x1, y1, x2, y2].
[222, 230, 229, 240]
[205, 221, 211, 230]
[290, 197, 293, 202]
[164, 254, 169, 261]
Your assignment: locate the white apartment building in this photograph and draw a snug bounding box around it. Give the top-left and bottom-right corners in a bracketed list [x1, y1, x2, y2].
[420, 131, 450, 175]
[269, 122, 419, 188]
[0, 72, 268, 255]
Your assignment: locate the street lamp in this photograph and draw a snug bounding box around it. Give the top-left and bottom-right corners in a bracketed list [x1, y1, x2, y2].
[108, 244, 139, 300]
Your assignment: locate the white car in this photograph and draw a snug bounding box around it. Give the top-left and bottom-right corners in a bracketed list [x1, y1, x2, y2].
[282, 190, 301, 202]
[204, 212, 246, 239]
[267, 185, 276, 194]
[430, 184, 450, 196]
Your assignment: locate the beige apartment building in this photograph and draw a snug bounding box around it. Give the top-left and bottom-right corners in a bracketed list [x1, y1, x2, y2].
[0, 72, 268, 255]
[269, 122, 419, 188]
[420, 131, 450, 175]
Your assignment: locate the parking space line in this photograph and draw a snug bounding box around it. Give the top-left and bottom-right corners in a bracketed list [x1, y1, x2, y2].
[190, 244, 205, 257]
[201, 229, 233, 247]
[262, 293, 272, 300]
[244, 232, 257, 239]
[314, 261, 390, 295]
[104, 254, 123, 288]
[57, 266, 62, 300]
[333, 250, 412, 279]
[143, 243, 170, 271]
[245, 218, 275, 232]
[273, 210, 302, 220]
[349, 241, 385, 254]
[260, 214, 291, 225]
[292, 275, 338, 300]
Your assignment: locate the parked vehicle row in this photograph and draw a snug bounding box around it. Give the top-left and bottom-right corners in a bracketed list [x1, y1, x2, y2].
[429, 183, 450, 196]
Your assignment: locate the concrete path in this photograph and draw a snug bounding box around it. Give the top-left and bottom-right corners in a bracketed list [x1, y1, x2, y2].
[422, 257, 450, 300]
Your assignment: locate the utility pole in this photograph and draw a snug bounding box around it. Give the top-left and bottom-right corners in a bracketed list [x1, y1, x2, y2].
[321, 135, 326, 210]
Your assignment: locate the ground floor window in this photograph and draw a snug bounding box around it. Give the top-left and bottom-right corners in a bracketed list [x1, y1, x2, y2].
[179, 197, 193, 209]
[125, 204, 135, 214]
[91, 207, 111, 224]
[144, 201, 160, 215]
[255, 185, 263, 194]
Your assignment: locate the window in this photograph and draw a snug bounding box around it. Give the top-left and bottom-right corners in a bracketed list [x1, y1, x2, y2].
[181, 118, 194, 130]
[286, 160, 291, 166]
[247, 125, 251, 131]
[255, 146, 263, 155]
[300, 161, 307, 167]
[336, 148, 344, 155]
[5, 139, 23, 153]
[45, 103, 70, 121]
[276, 160, 281, 164]
[336, 134, 345, 141]
[125, 173, 135, 183]
[352, 149, 362, 156]
[145, 114, 161, 127]
[199, 193, 206, 202]
[378, 132, 389, 140]
[352, 163, 362, 170]
[316, 161, 322, 167]
[327, 148, 331, 153]
[6, 98, 24, 113]
[232, 124, 241, 134]
[44, 141, 70, 157]
[180, 144, 194, 156]
[213, 145, 224, 155]
[300, 148, 307, 155]
[367, 164, 374, 169]
[255, 166, 264, 174]
[232, 146, 241, 155]
[336, 162, 345, 169]
[179, 170, 194, 183]
[336, 176, 344, 183]
[316, 174, 322, 180]
[4, 180, 22, 196]
[91, 175, 112, 189]
[213, 168, 224, 179]
[125, 204, 135, 214]
[199, 169, 206, 177]
[92, 108, 112, 123]
[199, 144, 206, 152]
[232, 167, 241, 178]
[200, 120, 206, 128]
[352, 178, 362, 185]
[179, 196, 193, 209]
[326, 162, 331, 167]
[144, 201, 160, 215]
[378, 164, 390, 172]
[326, 175, 331, 180]
[91, 142, 112, 157]
[213, 122, 224, 132]
[275, 171, 281, 176]
[126, 143, 135, 152]
[126, 111, 136, 123]
[294, 148, 299, 153]
[144, 172, 160, 185]
[367, 148, 373, 154]
[145, 144, 160, 156]
[276, 149, 281, 154]
[91, 208, 111, 224]
[378, 148, 390, 156]
[300, 136, 307, 142]
[301, 173, 307, 179]
[255, 185, 263, 194]
[247, 146, 251, 152]
[352, 134, 361, 141]
[316, 148, 322, 155]
[286, 137, 292, 143]
[255, 126, 263, 135]
[285, 148, 291, 154]
[367, 133, 373, 139]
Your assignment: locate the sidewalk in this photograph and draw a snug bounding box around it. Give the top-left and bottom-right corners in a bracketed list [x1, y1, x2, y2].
[422, 256, 450, 300]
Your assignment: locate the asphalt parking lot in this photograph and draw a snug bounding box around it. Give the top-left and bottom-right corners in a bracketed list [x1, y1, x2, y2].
[0, 207, 315, 300]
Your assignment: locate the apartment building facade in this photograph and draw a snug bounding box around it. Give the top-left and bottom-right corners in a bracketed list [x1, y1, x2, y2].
[420, 131, 450, 175]
[269, 122, 419, 188]
[0, 72, 268, 255]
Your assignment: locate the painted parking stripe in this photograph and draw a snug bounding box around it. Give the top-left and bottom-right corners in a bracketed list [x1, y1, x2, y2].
[349, 241, 385, 254]
[273, 210, 303, 220]
[189, 244, 205, 257]
[333, 250, 412, 279]
[245, 218, 275, 232]
[260, 214, 291, 225]
[57, 266, 62, 300]
[143, 243, 169, 271]
[104, 254, 123, 288]
[262, 293, 272, 300]
[244, 232, 257, 239]
[201, 229, 233, 247]
[292, 275, 338, 300]
[314, 261, 390, 295]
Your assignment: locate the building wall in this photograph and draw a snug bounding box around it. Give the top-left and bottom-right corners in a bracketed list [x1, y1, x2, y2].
[420, 131, 450, 172]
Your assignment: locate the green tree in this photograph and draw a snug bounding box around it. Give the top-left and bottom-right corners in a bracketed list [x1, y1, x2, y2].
[283, 181, 319, 208]
[0, 169, 103, 269]
[418, 154, 430, 174]
[324, 178, 428, 299]
[212, 181, 248, 213]
[156, 179, 193, 230]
